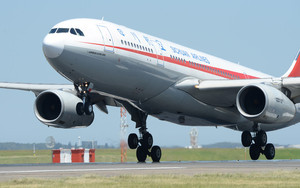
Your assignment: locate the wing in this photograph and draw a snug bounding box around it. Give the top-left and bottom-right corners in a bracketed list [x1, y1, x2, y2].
[175, 77, 300, 107]
[0, 82, 121, 114]
[0, 82, 74, 96]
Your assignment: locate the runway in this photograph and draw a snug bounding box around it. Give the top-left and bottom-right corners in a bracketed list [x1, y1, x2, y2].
[0, 160, 299, 181]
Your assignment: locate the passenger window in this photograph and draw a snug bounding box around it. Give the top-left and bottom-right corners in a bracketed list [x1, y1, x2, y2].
[121, 40, 124, 44]
[57, 28, 69, 33]
[124, 41, 127, 45]
[49, 28, 57, 34]
[70, 28, 77, 35]
[75, 28, 84, 36]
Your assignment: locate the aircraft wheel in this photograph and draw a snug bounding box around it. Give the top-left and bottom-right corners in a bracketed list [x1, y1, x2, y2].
[241, 131, 252, 147]
[151, 145, 161, 162]
[128, 133, 138, 149]
[84, 102, 93, 115]
[264, 143, 275, 160]
[256, 130, 267, 146]
[142, 132, 153, 149]
[249, 144, 261, 160]
[76, 102, 84, 115]
[136, 146, 147, 163]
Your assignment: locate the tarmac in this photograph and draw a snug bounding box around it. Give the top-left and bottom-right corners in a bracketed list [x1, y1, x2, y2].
[0, 160, 299, 181]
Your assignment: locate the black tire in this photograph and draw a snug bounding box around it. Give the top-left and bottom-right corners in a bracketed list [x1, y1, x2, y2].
[76, 102, 84, 116]
[256, 130, 267, 146]
[151, 145, 161, 162]
[84, 102, 93, 115]
[128, 133, 138, 149]
[264, 143, 275, 160]
[142, 132, 153, 149]
[249, 144, 261, 160]
[136, 146, 147, 162]
[241, 131, 252, 147]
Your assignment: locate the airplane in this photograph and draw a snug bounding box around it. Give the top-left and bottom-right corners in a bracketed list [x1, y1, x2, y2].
[1, 18, 300, 162]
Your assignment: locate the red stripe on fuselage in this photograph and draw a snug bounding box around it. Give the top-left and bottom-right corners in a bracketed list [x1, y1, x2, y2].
[81, 42, 258, 80]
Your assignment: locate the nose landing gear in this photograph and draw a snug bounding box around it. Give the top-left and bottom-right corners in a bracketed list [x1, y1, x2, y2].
[74, 82, 94, 116]
[241, 128, 275, 160]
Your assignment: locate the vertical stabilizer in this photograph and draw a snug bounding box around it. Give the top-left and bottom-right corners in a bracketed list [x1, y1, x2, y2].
[283, 50, 300, 77]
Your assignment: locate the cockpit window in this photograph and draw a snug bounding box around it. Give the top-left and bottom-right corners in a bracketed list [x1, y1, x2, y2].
[57, 28, 69, 33]
[48, 27, 85, 37]
[49, 28, 57, 34]
[70, 28, 77, 35]
[75, 28, 84, 36]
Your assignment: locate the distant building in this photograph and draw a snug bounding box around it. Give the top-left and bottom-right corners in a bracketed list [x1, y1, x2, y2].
[288, 144, 300, 149]
[81, 141, 97, 149]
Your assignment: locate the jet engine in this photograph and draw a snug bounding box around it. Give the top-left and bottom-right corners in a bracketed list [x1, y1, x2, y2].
[236, 84, 295, 124]
[34, 90, 94, 128]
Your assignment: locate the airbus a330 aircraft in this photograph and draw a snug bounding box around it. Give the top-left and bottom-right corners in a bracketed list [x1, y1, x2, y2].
[1, 18, 300, 162]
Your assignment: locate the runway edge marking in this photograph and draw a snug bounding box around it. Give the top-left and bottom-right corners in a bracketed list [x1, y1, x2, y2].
[0, 166, 184, 174]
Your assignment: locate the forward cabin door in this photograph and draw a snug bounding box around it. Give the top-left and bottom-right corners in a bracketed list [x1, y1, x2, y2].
[97, 25, 114, 53]
[152, 40, 165, 67]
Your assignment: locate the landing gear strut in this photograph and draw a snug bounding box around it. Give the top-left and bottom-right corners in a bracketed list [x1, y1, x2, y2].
[241, 126, 275, 160]
[126, 111, 161, 163]
[74, 82, 94, 116]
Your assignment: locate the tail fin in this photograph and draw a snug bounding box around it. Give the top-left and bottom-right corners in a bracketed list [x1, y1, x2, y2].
[283, 50, 300, 77]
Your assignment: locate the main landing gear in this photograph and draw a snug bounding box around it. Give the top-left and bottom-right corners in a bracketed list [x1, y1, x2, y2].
[128, 128, 162, 163]
[74, 82, 94, 116]
[126, 111, 161, 163]
[241, 128, 275, 160]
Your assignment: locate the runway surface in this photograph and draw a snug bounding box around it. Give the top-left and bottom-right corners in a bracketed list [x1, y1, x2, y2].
[0, 160, 299, 181]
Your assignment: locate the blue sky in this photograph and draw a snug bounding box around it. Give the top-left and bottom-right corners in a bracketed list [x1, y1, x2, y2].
[0, 0, 300, 147]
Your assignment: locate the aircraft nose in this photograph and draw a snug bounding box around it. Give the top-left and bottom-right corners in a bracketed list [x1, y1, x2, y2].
[42, 35, 64, 58]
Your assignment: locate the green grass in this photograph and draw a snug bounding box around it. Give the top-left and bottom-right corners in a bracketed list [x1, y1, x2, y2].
[1, 149, 300, 187]
[2, 171, 300, 188]
[0, 150, 52, 164]
[0, 148, 300, 164]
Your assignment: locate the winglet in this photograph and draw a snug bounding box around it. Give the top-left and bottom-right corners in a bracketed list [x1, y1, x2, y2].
[283, 50, 300, 77]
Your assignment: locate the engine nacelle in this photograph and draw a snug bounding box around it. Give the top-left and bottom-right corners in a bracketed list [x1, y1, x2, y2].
[34, 90, 94, 128]
[236, 84, 295, 124]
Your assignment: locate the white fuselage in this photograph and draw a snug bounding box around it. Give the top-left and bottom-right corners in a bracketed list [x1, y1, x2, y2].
[43, 18, 295, 131]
